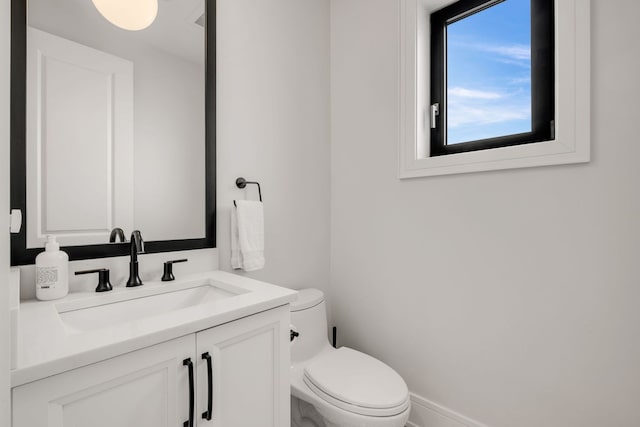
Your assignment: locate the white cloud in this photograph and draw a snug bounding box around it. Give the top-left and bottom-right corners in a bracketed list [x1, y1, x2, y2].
[449, 40, 531, 62]
[484, 44, 531, 61]
[447, 87, 530, 128]
[447, 103, 532, 143]
[448, 87, 502, 99]
[448, 103, 531, 129]
[510, 76, 531, 85]
[496, 58, 531, 69]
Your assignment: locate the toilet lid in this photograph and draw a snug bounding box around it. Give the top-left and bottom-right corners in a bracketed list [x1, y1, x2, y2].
[303, 347, 410, 417]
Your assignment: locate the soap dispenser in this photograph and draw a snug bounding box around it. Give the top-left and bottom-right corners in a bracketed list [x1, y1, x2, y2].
[35, 235, 69, 301]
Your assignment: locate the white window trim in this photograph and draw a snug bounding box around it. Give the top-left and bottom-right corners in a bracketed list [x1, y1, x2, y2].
[398, 0, 590, 179]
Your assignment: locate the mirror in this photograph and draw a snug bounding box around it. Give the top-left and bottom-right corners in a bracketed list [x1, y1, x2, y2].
[10, 0, 216, 265]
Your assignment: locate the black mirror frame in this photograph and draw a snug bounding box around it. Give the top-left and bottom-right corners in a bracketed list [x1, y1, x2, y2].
[10, 0, 216, 265]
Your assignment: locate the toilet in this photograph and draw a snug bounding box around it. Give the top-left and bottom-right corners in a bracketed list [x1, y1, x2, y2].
[290, 289, 411, 427]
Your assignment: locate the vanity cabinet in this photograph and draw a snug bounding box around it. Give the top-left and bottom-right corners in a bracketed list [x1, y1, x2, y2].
[12, 306, 290, 427]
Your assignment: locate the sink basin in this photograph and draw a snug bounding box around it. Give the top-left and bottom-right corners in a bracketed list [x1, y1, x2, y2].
[58, 282, 245, 333]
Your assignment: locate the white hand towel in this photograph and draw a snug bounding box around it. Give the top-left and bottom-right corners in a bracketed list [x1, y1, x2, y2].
[230, 207, 242, 270]
[231, 200, 265, 271]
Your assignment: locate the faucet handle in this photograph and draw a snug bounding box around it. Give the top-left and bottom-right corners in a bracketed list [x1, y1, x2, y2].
[75, 268, 112, 293]
[131, 230, 145, 254]
[162, 259, 188, 282]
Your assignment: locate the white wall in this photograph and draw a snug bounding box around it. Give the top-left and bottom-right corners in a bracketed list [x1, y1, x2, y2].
[132, 51, 205, 241]
[0, 0, 11, 422]
[216, 0, 331, 294]
[330, 1, 640, 427]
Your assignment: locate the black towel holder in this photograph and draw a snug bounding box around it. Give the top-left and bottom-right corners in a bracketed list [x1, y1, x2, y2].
[234, 177, 262, 207]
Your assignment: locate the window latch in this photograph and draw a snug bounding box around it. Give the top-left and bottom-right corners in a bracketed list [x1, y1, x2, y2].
[430, 103, 439, 129]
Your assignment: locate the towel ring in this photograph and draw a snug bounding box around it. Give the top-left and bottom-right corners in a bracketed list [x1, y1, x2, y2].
[234, 177, 262, 207]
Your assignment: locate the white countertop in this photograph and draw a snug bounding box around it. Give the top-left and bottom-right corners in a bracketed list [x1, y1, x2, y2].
[11, 270, 297, 387]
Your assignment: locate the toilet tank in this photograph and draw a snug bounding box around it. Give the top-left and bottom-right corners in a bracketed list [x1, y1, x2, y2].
[290, 289, 331, 363]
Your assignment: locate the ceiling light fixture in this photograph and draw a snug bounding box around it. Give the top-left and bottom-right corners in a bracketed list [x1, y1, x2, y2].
[91, 0, 158, 31]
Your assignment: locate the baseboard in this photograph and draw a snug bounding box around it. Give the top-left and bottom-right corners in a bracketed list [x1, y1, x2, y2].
[407, 392, 489, 427]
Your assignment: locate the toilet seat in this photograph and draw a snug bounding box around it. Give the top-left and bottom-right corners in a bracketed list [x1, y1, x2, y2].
[302, 347, 410, 417]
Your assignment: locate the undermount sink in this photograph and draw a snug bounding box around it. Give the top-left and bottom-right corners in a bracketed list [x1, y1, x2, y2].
[57, 281, 247, 333]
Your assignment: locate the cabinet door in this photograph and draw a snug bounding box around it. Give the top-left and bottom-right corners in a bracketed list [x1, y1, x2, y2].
[13, 334, 195, 427]
[196, 306, 290, 427]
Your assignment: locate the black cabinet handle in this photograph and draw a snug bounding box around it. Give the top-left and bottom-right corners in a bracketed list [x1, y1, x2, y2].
[202, 352, 213, 420]
[183, 358, 194, 427]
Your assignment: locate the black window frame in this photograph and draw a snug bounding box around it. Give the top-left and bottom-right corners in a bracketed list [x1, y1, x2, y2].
[430, 0, 555, 156]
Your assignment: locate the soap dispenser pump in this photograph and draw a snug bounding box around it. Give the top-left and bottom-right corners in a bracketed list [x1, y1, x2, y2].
[35, 235, 69, 301]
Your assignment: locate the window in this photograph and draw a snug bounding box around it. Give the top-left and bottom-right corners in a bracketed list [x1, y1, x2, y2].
[398, 0, 589, 178]
[429, 0, 554, 156]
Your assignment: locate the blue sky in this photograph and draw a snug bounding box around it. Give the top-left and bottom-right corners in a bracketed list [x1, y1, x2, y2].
[446, 0, 531, 145]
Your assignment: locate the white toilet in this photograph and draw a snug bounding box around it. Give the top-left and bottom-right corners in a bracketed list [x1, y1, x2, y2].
[290, 289, 411, 427]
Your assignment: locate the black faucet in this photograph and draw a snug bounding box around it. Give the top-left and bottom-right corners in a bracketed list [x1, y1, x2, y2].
[126, 230, 145, 287]
[109, 227, 126, 243]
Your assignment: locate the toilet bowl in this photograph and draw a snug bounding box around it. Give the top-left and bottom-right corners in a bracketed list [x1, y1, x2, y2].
[290, 289, 410, 427]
